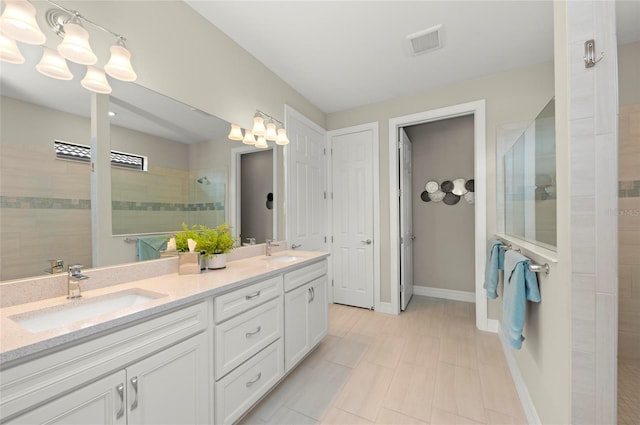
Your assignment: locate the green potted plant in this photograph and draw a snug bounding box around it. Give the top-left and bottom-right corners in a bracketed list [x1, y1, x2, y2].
[207, 223, 235, 269]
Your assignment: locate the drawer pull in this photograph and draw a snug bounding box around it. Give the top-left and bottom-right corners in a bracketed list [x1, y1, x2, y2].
[246, 291, 261, 300]
[130, 376, 139, 411]
[246, 372, 262, 387]
[245, 326, 262, 337]
[116, 383, 125, 419]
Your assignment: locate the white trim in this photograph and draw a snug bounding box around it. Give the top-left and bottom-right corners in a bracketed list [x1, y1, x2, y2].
[327, 122, 381, 312]
[486, 318, 500, 333]
[412, 286, 476, 303]
[229, 145, 278, 242]
[498, 325, 541, 425]
[388, 100, 488, 328]
[376, 302, 395, 315]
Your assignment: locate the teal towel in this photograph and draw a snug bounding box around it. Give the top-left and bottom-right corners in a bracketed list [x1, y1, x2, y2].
[501, 250, 542, 349]
[137, 236, 169, 261]
[483, 238, 504, 299]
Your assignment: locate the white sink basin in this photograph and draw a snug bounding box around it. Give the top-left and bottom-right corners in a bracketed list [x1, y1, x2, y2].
[263, 255, 301, 263]
[11, 289, 166, 333]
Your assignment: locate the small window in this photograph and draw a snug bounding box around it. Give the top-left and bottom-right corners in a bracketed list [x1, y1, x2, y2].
[54, 141, 147, 171]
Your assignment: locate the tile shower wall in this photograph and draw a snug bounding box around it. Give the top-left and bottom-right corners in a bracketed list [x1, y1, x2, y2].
[0, 97, 93, 281]
[618, 104, 640, 361]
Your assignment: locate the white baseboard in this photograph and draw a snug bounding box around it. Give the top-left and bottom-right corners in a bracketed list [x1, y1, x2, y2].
[486, 318, 500, 333]
[413, 286, 475, 303]
[497, 325, 541, 425]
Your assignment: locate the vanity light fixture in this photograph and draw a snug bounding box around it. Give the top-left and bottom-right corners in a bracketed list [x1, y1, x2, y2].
[0, 0, 46, 45]
[243, 130, 256, 145]
[227, 124, 243, 141]
[81, 66, 112, 94]
[0, 31, 26, 64]
[56, 16, 97, 65]
[0, 0, 138, 94]
[36, 47, 73, 80]
[228, 110, 289, 146]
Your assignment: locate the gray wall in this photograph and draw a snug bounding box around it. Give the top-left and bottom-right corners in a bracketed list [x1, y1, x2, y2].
[406, 115, 475, 293]
[240, 150, 274, 243]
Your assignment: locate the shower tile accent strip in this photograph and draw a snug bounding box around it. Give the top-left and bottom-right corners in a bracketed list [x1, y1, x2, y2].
[0, 197, 224, 211]
[0, 196, 91, 210]
[619, 180, 640, 198]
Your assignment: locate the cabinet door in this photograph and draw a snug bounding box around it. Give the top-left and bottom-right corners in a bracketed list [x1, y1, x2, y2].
[284, 283, 311, 372]
[7, 371, 127, 425]
[308, 276, 328, 348]
[126, 333, 210, 425]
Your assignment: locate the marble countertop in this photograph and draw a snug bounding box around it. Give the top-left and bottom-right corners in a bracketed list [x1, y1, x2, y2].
[0, 250, 329, 366]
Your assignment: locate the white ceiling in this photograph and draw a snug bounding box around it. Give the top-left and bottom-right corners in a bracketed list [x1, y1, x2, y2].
[187, 0, 640, 114]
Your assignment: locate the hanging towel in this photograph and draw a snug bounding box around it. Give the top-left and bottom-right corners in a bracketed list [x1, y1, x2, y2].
[483, 238, 505, 299]
[501, 250, 542, 349]
[137, 236, 169, 261]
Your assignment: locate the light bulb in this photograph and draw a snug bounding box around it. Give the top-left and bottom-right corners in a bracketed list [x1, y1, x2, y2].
[243, 130, 256, 145]
[57, 21, 97, 65]
[252, 115, 266, 136]
[0, 32, 25, 64]
[81, 66, 112, 94]
[276, 128, 290, 145]
[228, 124, 243, 141]
[265, 122, 277, 141]
[36, 47, 73, 80]
[0, 0, 46, 45]
[104, 43, 137, 82]
[255, 136, 268, 148]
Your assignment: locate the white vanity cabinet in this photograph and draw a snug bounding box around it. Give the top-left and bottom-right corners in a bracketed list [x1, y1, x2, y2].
[213, 275, 285, 424]
[1, 302, 211, 425]
[283, 259, 328, 372]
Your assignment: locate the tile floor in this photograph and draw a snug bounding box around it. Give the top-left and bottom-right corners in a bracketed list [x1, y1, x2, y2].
[240, 296, 527, 425]
[618, 359, 640, 425]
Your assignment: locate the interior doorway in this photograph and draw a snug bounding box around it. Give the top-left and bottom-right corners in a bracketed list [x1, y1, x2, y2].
[230, 146, 277, 245]
[389, 100, 489, 330]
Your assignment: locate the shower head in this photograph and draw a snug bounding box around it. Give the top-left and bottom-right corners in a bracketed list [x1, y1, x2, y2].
[197, 176, 210, 185]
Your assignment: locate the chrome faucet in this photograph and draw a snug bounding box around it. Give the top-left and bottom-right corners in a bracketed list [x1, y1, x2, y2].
[68, 264, 89, 299]
[265, 240, 280, 256]
[291, 243, 302, 250]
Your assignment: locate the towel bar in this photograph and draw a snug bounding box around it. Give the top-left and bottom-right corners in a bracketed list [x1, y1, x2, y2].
[528, 263, 550, 276]
[499, 244, 521, 253]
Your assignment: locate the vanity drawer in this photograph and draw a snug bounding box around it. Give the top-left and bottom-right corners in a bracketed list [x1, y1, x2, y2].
[214, 275, 283, 323]
[215, 339, 284, 425]
[284, 259, 328, 292]
[214, 297, 282, 380]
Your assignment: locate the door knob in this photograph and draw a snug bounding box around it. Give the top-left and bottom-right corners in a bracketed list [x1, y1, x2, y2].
[361, 239, 372, 245]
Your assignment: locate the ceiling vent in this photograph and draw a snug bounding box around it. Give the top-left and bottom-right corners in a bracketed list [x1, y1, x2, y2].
[406, 24, 443, 56]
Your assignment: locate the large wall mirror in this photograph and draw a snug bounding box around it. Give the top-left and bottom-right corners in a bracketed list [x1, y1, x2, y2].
[501, 97, 556, 250]
[1, 41, 282, 281]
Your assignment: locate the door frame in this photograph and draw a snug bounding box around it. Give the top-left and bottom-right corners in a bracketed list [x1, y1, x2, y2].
[388, 100, 490, 331]
[327, 122, 381, 310]
[229, 145, 278, 243]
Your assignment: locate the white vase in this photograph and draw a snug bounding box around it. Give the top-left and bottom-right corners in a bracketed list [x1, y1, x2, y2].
[207, 253, 227, 270]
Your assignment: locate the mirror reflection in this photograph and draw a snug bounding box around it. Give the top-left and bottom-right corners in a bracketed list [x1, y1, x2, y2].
[0, 42, 280, 282]
[504, 98, 556, 249]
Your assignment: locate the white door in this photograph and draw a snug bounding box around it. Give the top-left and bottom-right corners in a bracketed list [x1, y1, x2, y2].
[399, 129, 414, 311]
[331, 129, 375, 309]
[127, 333, 210, 425]
[285, 107, 326, 251]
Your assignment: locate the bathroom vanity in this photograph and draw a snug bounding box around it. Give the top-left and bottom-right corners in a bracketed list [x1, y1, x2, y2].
[0, 251, 329, 424]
